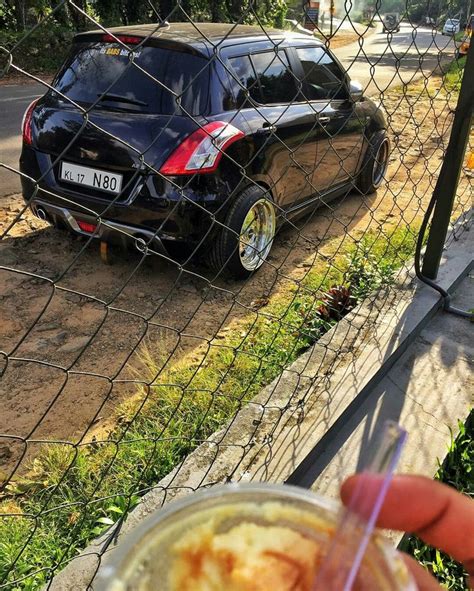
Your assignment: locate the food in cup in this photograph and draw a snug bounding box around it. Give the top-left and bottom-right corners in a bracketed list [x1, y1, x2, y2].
[96, 484, 417, 591]
[169, 506, 323, 590]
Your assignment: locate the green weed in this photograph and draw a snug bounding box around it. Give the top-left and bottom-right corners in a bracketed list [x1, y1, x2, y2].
[444, 56, 467, 92]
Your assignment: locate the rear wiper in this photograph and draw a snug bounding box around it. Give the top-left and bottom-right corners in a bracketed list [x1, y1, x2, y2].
[97, 93, 148, 107]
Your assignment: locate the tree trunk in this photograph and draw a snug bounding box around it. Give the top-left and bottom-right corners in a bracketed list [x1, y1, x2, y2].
[124, 0, 142, 24]
[159, 0, 175, 20]
[50, 0, 70, 27]
[210, 0, 220, 21]
[69, 0, 88, 30]
[14, 0, 27, 30]
[228, 0, 243, 21]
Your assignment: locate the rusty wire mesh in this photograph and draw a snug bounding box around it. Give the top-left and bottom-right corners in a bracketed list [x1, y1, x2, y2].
[0, 0, 472, 588]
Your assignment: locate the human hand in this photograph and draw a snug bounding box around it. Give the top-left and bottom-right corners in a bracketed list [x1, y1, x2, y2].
[341, 474, 474, 590]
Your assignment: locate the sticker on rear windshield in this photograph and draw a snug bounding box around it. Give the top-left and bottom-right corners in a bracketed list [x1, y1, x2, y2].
[100, 47, 142, 58]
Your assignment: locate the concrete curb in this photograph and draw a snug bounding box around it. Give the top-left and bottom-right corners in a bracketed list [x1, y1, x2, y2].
[47, 220, 472, 591]
[309, 269, 473, 548]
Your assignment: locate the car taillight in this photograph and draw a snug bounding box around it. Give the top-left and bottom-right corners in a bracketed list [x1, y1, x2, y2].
[159, 122, 244, 176]
[22, 98, 39, 145]
[102, 34, 142, 44]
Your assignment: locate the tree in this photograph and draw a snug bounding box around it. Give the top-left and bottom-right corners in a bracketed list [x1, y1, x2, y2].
[68, 0, 88, 29]
[13, 0, 27, 29]
[209, 0, 229, 21]
[0, 0, 16, 28]
[49, 0, 69, 27]
[0, 0, 291, 31]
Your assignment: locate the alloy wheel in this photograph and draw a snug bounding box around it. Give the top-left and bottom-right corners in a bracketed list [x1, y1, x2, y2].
[239, 199, 276, 271]
[372, 138, 390, 188]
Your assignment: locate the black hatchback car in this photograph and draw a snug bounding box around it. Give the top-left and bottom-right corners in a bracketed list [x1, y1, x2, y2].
[20, 23, 389, 278]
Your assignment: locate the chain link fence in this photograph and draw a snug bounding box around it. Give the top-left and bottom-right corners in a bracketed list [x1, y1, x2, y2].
[0, 0, 472, 588]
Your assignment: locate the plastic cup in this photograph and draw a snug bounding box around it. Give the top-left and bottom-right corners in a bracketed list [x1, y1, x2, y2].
[95, 483, 417, 591]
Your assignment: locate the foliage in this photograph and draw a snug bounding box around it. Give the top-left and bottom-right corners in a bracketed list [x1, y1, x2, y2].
[0, 223, 419, 590]
[403, 412, 474, 589]
[378, 0, 471, 24]
[444, 56, 467, 92]
[346, 248, 397, 300]
[1, 0, 470, 34]
[1, 24, 74, 74]
[0, 0, 15, 29]
[0, 0, 289, 32]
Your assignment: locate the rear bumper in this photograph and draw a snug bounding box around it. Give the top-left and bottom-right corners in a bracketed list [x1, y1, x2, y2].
[19, 145, 230, 247]
[31, 198, 168, 255]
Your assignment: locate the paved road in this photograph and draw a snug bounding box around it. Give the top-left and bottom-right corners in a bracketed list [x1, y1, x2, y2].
[0, 23, 457, 197]
[333, 22, 456, 94]
[0, 83, 45, 197]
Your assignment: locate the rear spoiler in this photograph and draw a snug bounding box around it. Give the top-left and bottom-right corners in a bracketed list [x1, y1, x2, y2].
[73, 24, 208, 58]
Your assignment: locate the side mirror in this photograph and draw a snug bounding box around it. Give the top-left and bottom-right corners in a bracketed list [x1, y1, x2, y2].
[349, 80, 364, 102]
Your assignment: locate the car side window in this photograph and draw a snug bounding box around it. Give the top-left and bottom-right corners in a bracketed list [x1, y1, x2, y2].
[228, 50, 297, 106]
[295, 47, 348, 101]
[249, 51, 298, 104]
[227, 55, 259, 107]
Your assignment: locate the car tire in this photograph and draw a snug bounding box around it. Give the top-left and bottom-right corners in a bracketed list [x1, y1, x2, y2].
[209, 185, 276, 279]
[356, 130, 390, 195]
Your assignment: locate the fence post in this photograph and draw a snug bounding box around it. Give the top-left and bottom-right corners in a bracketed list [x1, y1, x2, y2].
[421, 42, 474, 279]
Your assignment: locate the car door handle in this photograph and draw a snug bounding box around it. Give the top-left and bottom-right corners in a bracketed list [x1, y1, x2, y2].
[257, 123, 277, 134]
[318, 116, 331, 125]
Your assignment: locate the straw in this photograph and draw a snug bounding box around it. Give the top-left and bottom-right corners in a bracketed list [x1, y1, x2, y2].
[312, 421, 407, 591]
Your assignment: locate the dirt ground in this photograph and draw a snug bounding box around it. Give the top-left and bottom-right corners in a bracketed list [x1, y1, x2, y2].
[326, 31, 360, 48]
[0, 79, 471, 481]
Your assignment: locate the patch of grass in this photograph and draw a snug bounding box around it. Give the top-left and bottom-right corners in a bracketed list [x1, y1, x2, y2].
[444, 56, 467, 92]
[0, 224, 420, 590]
[403, 411, 474, 589]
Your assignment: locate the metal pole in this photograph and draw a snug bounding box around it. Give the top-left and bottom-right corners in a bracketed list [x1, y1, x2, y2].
[421, 41, 474, 279]
[330, 0, 334, 36]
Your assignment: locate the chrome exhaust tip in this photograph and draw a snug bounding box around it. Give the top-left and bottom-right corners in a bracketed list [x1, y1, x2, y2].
[36, 207, 48, 221]
[134, 235, 149, 254]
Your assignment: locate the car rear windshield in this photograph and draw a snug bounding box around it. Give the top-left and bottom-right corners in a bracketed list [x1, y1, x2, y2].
[52, 42, 211, 116]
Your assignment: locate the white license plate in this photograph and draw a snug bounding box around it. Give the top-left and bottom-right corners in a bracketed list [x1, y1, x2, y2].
[60, 162, 123, 194]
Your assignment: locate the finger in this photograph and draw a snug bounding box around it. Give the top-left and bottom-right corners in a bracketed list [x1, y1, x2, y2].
[400, 554, 443, 591]
[341, 474, 474, 566]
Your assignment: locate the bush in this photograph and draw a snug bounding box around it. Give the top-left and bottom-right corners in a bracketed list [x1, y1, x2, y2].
[2, 25, 73, 75]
